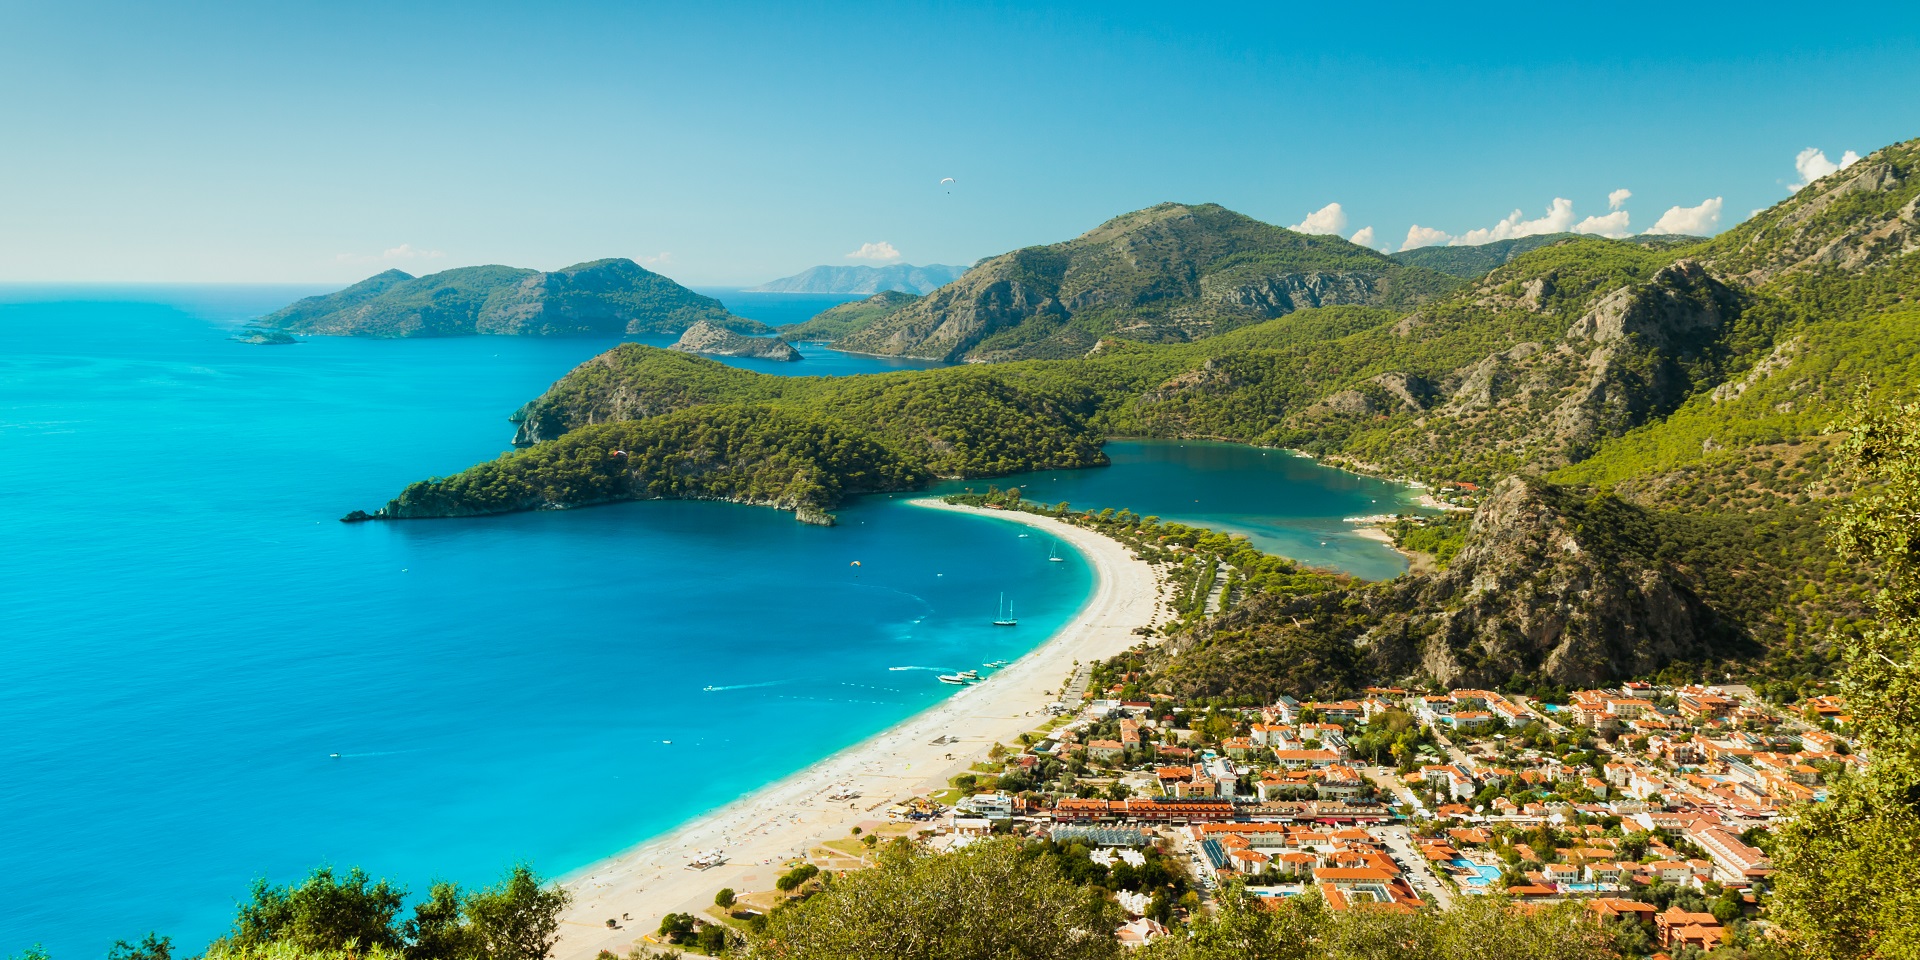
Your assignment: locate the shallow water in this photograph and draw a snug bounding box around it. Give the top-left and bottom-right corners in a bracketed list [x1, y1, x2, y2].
[0, 285, 1415, 953]
[934, 441, 1427, 581]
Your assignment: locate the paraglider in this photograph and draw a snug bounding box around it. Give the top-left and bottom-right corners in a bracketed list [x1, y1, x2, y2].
[850, 560, 861, 567]
[940, 177, 955, 194]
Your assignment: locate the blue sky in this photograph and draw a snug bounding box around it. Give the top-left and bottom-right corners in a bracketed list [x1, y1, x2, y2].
[1, 1, 1916, 284]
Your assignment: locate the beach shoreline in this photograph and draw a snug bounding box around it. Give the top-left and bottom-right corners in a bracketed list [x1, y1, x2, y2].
[549, 498, 1166, 958]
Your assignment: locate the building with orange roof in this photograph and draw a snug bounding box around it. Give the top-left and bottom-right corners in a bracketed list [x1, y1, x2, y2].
[1587, 897, 1658, 924]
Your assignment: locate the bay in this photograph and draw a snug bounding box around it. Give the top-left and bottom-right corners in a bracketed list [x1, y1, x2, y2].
[0, 286, 1411, 954]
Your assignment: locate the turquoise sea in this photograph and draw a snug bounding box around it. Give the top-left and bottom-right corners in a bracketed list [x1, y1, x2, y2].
[0, 286, 1416, 954]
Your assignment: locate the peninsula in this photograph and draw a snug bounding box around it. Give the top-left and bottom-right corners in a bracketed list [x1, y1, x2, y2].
[669, 320, 801, 361]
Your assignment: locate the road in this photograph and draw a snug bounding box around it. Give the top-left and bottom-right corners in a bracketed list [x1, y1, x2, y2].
[1373, 824, 1452, 908]
[1363, 764, 1424, 816]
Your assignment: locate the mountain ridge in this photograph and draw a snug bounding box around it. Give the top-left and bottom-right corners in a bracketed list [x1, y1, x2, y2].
[743, 263, 971, 295]
[370, 134, 1920, 692]
[257, 258, 770, 338]
[824, 202, 1461, 361]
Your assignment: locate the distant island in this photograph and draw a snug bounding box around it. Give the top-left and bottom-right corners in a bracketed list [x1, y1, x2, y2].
[254, 258, 770, 338]
[743, 262, 970, 295]
[670, 320, 801, 361]
[229, 329, 298, 345]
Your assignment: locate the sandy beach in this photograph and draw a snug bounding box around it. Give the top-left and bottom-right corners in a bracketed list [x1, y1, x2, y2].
[550, 500, 1166, 958]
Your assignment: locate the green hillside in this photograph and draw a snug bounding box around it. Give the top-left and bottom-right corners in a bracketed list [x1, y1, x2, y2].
[370, 135, 1920, 692]
[827, 202, 1461, 361]
[257, 258, 768, 338]
[1389, 233, 1699, 278]
[778, 290, 920, 342]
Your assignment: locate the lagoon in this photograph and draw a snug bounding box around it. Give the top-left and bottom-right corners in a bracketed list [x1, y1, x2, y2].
[0, 286, 1412, 954]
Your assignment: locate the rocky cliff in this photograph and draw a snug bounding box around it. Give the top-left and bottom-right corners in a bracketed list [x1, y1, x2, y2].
[1367, 478, 1731, 686]
[1154, 477, 1737, 698]
[670, 320, 801, 361]
[1707, 137, 1920, 284]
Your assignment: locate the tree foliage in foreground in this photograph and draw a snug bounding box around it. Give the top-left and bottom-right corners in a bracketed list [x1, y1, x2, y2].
[1141, 883, 1615, 960]
[212, 864, 567, 960]
[745, 838, 1124, 960]
[1769, 394, 1920, 960]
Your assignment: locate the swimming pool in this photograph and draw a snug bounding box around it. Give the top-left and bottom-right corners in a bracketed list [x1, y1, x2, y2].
[1450, 858, 1503, 888]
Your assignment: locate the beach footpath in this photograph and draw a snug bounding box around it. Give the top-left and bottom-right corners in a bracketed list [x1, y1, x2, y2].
[551, 499, 1166, 958]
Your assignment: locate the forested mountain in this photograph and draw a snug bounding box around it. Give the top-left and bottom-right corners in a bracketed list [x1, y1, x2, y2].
[743, 262, 970, 294]
[369, 136, 1920, 693]
[256, 258, 768, 338]
[778, 290, 921, 342]
[820, 202, 1460, 361]
[1389, 233, 1696, 278]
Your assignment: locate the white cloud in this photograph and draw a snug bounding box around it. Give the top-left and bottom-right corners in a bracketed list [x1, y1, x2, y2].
[1289, 202, 1348, 236]
[1573, 210, 1632, 239]
[1451, 198, 1578, 246]
[334, 243, 446, 265]
[1644, 197, 1724, 235]
[1401, 225, 1453, 251]
[1608, 188, 1632, 210]
[1792, 147, 1862, 190]
[1349, 225, 1376, 248]
[636, 251, 673, 265]
[846, 241, 902, 261]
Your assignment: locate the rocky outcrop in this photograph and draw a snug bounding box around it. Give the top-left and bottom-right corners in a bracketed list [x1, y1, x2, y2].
[230, 330, 297, 345]
[1151, 477, 1736, 695]
[1549, 261, 1742, 449]
[669, 321, 801, 361]
[1197, 272, 1380, 315]
[1367, 478, 1728, 686]
[1708, 137, 1920, 284]
[1563, 260, 1736, 347]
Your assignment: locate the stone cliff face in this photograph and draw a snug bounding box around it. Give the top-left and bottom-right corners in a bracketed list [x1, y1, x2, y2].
[1708, 137, 1920, 283]
[1364, 478, 1728, 687]
[1197, 271, 1381, 316]
[669, 320, 801, 361]
[1150, 477, 1734, 698]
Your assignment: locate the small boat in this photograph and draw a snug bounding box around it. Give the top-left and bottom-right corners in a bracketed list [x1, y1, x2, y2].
[993, 593, 1018, 627]
[958, 670, 979, 680]
[938, 674, 972, 685]
[1048, 545, 1064, 563]
[1017, 534, 1029, 538]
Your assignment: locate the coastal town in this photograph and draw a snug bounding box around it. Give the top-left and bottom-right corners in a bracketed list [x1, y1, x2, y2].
[622, 639, 1845, 957]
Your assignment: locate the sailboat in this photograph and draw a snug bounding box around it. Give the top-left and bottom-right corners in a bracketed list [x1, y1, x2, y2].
[993, 592, 1018, 627]
[1048, 544, 1064, 562]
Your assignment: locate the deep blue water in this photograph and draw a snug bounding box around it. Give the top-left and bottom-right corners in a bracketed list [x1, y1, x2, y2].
[0, 286, 1412, 955]
[691, 288, 862, 329]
